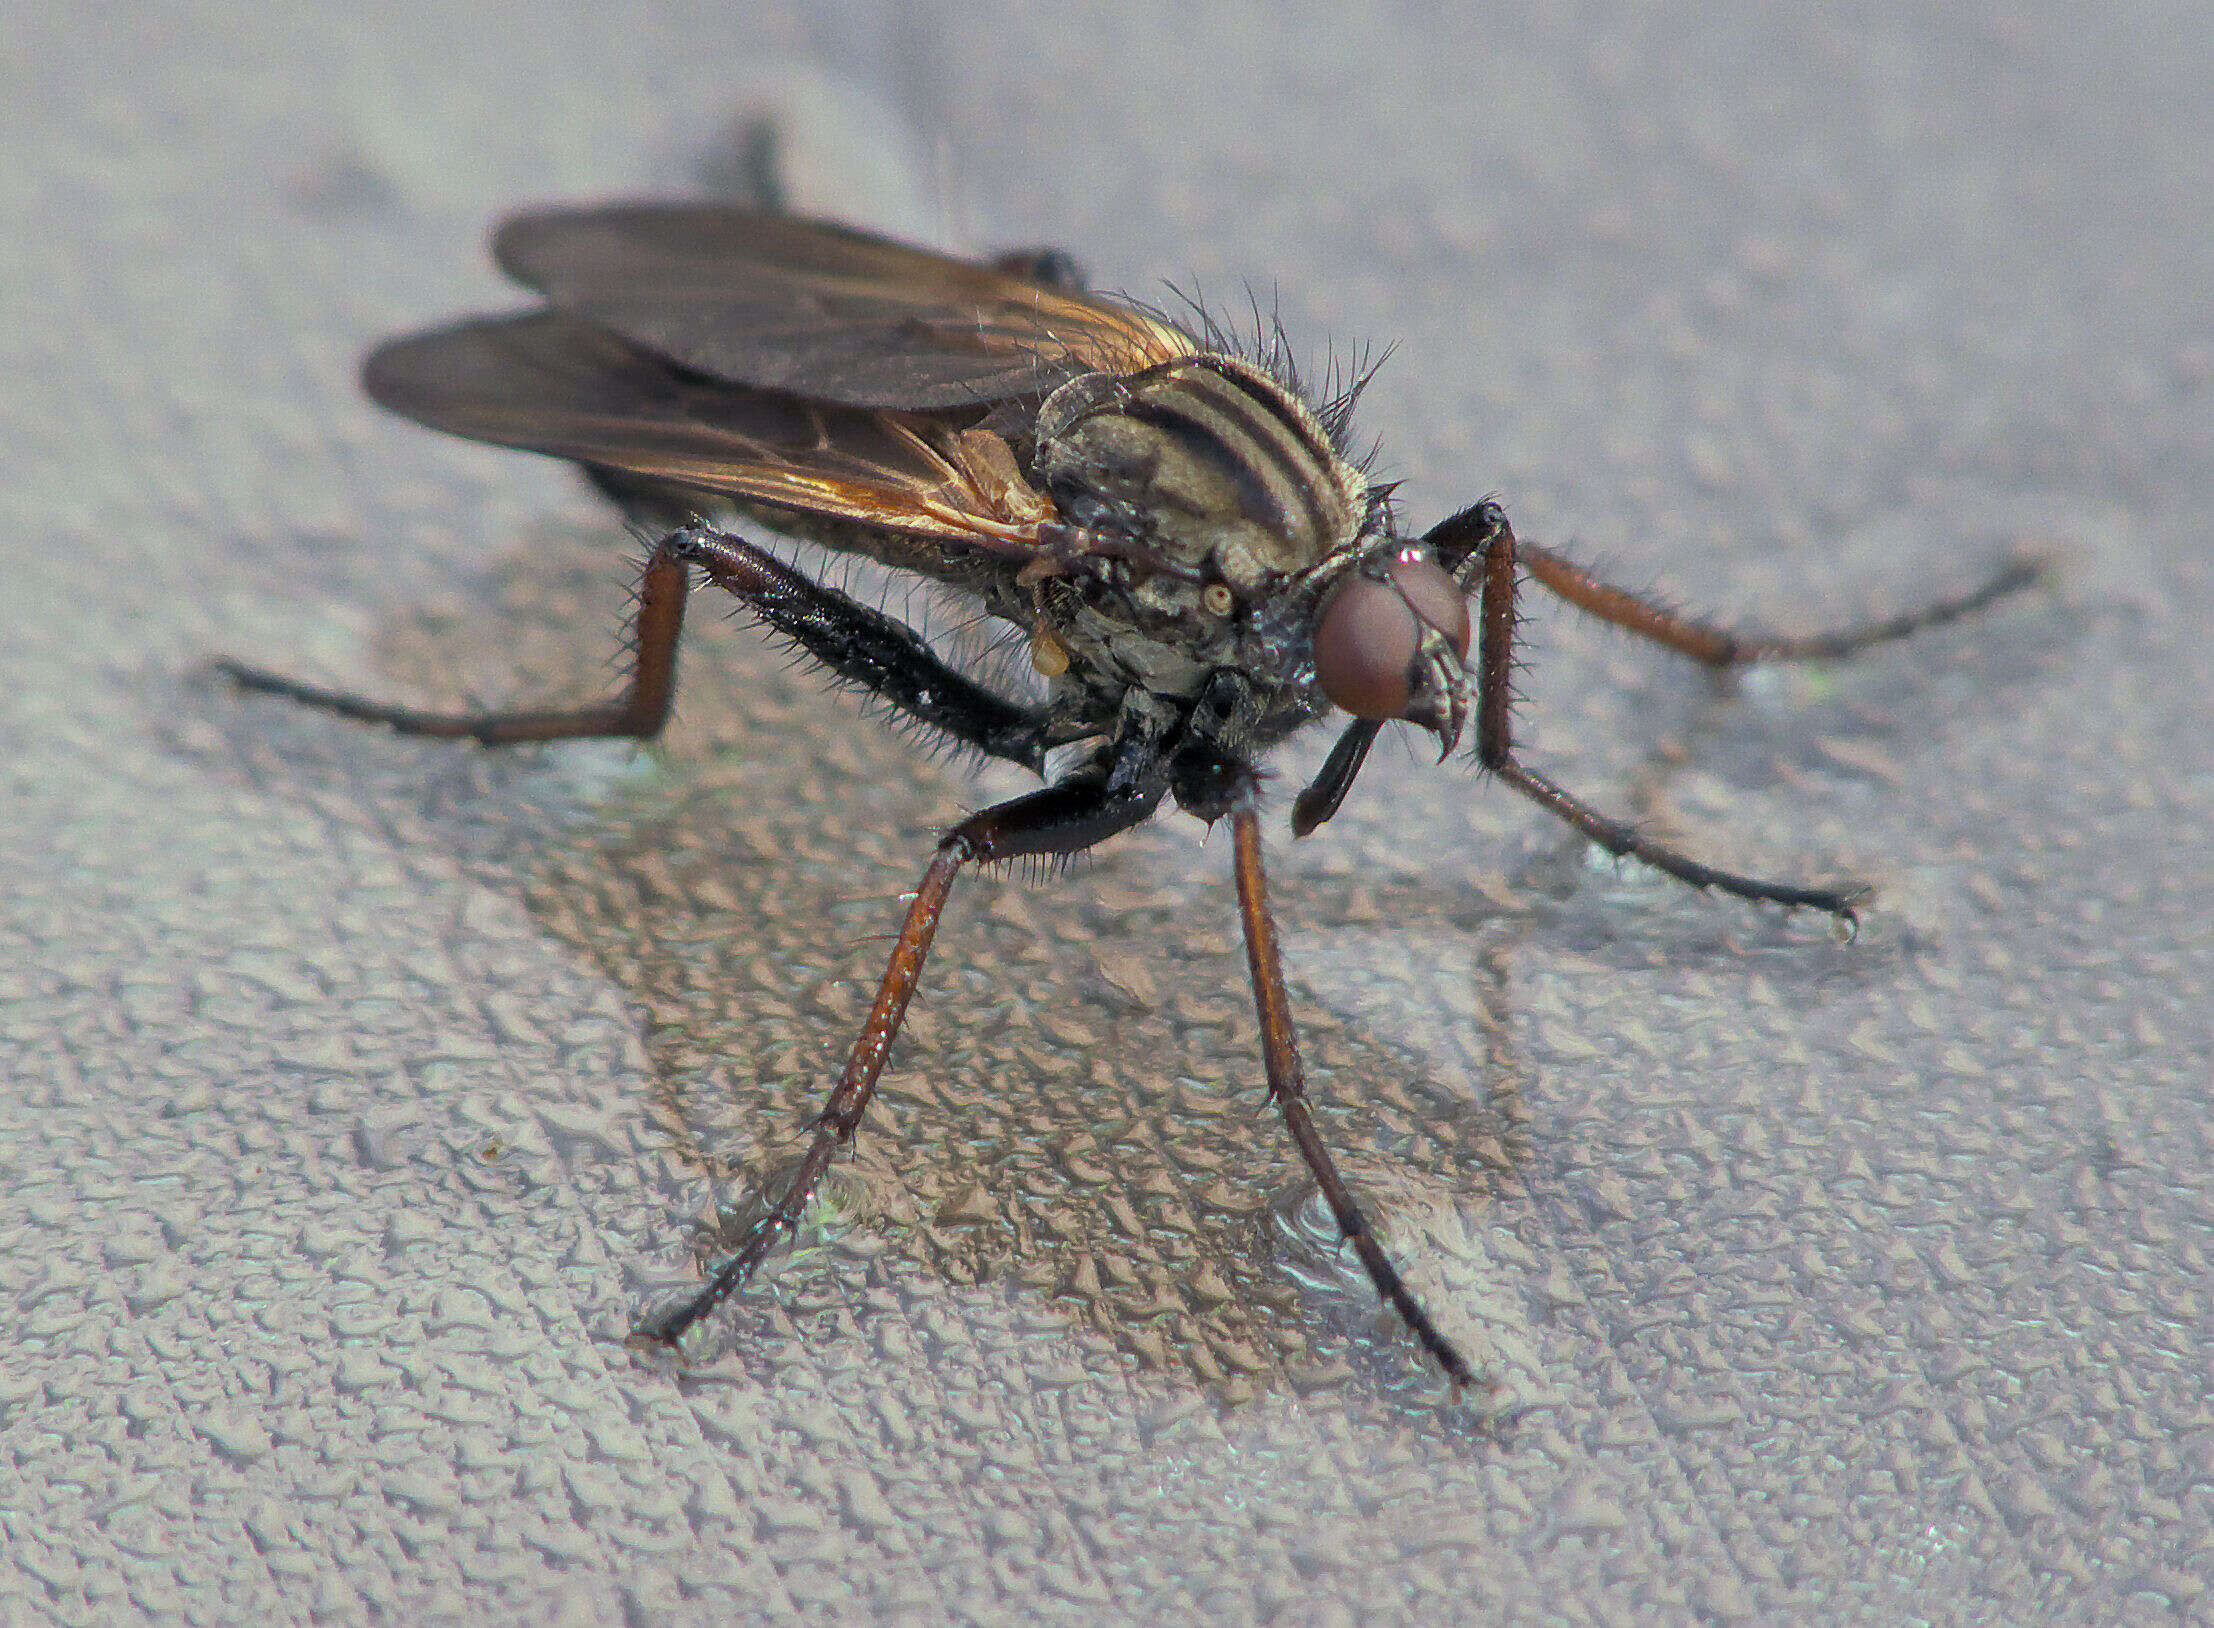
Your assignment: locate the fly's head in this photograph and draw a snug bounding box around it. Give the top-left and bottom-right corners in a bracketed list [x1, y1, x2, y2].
[1305, 539, 1471, 759]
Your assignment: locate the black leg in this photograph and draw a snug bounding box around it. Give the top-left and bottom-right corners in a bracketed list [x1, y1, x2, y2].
[633, 757, 1169, 1350]
[666, 524, 1050, 771]
[219, 523, 1055, 771]
[1228, 790, 1478, 1391]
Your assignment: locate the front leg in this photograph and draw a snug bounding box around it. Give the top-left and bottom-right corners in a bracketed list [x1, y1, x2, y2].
[1457, 507, 1867, 918]
[1424, 500, 2040, 667]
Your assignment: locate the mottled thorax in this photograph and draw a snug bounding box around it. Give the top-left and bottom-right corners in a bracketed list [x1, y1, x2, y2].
[1033, 354, 1367, 592]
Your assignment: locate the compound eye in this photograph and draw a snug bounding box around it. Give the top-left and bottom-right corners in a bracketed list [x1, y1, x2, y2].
[1313, 555, 1471, 720]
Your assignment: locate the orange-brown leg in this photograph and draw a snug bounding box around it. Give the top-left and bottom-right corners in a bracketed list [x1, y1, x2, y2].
[1417, 502, 2033, 921]
[1514, 538, 2039, 666]
[1230, 795, 1477, 1390]
[215, 544, 690, 744]
[633, 765, 1166, 1350]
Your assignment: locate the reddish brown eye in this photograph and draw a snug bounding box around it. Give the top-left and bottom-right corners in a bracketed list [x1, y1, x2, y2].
[1315, 577, 1417, 718]
[1313, 555, 1470, 720]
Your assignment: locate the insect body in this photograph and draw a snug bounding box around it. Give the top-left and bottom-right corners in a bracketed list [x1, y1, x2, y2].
[220, 204, 2033, 1391]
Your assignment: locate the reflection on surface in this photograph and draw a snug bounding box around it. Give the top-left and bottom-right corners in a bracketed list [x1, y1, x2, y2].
[268, 508, 1977, 1417]
[356, 521, 1535, 1402]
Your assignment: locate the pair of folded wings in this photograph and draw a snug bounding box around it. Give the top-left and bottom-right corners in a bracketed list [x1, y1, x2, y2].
[362, 204, 1197, 547]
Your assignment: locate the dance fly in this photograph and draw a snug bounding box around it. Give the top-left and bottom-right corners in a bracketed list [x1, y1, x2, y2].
[219, 202, 2035, 1390]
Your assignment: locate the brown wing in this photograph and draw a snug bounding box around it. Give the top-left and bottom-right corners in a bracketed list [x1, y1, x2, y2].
[489, 203, 1194, 409]
[362, 312, 1053, 550]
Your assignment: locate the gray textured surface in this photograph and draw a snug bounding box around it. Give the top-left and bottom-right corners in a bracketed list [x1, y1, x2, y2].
[4, 2, 2210, 1623]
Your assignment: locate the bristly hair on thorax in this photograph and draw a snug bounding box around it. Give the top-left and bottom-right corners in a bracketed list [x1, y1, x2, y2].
[1129, 281, 1394, 464]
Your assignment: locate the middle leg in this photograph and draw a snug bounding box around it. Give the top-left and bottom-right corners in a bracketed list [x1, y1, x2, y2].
[632, 760, 1167, 1350]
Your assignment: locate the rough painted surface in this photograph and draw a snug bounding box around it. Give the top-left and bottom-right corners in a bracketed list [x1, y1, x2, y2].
[3, 3, 2208, 1622]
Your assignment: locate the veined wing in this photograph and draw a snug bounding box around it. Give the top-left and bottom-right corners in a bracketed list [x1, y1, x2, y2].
[363, 312, 1053, 550]
[489, 203, 1195, 410]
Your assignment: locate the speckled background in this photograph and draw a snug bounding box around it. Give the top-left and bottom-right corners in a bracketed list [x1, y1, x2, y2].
[4, 2, 2209, 1623]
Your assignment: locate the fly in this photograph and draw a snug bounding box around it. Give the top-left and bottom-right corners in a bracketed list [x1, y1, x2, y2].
[218, 202, 2038, 1392]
